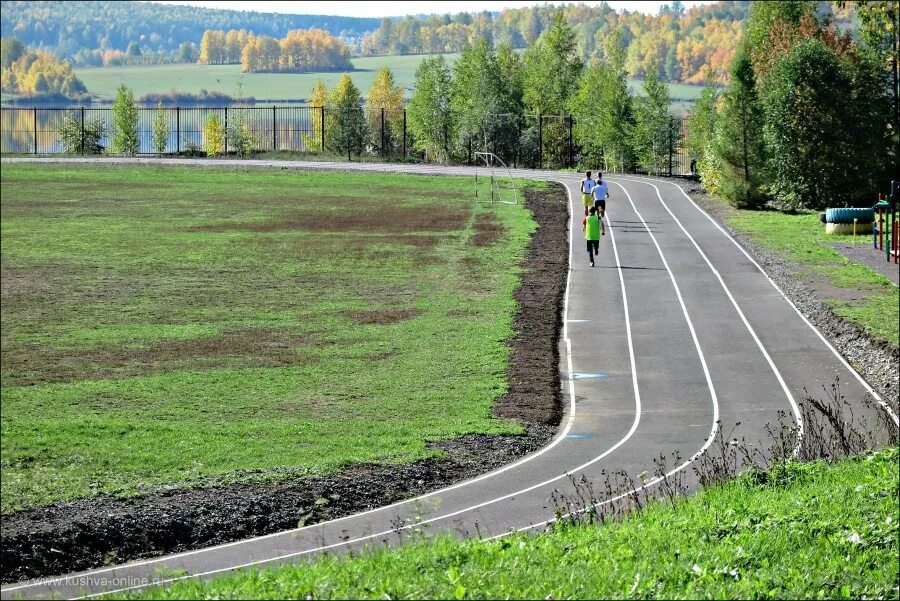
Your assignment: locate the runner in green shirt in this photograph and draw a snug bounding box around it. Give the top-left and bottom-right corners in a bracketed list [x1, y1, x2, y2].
[582, 206, 601, 267]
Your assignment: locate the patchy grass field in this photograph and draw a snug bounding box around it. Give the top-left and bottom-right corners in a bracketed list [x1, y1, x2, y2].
[0, 163, 538, 514]
[724, 209, 899, 346]
[127, 448, 900, 600]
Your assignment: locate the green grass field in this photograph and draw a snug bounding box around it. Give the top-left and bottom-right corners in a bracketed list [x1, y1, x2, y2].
[72, 53, 706, 105]
[127, 448, 900, 599]
[0, 163, 538, 514]
[724, 209, 899, 346]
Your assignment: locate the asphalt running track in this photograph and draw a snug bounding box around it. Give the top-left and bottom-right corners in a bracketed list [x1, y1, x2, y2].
[1, 158, 896, 599]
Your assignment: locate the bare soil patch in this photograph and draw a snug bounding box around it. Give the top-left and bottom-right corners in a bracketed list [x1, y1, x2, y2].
[191, 205, 468, 235]
[1, 328, 318, 387]
[343, 308, 421, 325]
[472, 211, 504, 247]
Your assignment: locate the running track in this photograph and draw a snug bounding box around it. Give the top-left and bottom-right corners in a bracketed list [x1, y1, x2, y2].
[1, 158, 895, 599]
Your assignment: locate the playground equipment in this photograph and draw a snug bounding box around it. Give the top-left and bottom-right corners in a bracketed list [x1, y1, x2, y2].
[873, 181, 899, 264]
[474, 152, 518, 205]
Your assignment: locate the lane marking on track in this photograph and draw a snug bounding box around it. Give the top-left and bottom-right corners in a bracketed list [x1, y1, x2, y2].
[618, 174, 899, 428]
[617, 177, 804, 452]
[2, 175, 645, 599]
[485, 178, 732, 539]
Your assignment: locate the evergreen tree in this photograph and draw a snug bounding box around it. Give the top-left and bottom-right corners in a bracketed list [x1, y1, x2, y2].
[408, 55, 455, 163]
[709, 47, 767, 207]
[326, 74, 367, 157]
[110, 84, 139, 156]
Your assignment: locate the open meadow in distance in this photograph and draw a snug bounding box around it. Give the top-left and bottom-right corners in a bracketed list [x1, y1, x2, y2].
[0, 163, 537, 514]
[73, 53, 707, 107]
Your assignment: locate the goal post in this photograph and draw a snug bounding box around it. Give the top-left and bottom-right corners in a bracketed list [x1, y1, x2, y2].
[474, 151, 518, 205]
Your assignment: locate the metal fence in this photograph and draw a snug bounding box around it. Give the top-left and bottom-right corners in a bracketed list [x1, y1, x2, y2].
[0, 106, 692, 175]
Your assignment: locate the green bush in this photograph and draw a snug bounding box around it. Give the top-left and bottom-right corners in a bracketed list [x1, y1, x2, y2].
[110, 84, 139, 156]
[57, 113, 106, 154]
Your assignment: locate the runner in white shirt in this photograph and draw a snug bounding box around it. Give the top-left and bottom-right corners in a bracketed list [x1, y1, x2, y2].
[591, 173, 609, 216]
[580, 171, 595, 212]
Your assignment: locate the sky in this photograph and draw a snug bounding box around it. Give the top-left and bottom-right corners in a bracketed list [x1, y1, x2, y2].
[151, 1, 715, 18]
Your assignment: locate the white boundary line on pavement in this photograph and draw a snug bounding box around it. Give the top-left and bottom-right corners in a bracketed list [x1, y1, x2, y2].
[619, 174, 898, 428]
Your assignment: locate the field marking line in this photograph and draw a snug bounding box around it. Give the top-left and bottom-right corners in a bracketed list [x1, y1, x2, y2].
[62, 177, 651, 599]
[618, 174, 898, 428]
[2, 174, 633, 599]
[618, 176, 804, 452]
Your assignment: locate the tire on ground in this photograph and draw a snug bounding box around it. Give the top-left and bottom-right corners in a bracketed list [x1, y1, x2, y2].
[825, 222, 874, 235]
[825, 207, 875, 224]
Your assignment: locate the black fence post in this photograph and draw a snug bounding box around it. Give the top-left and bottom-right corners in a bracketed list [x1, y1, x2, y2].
[33, 107, 37, 154]
[538, 114, 543, 169]
[568, 115, 573, 169]
[224, 107, 228, 155]
[80, 106, 85, 155]
[320, 106, 325, 151]
[176, 107, 180, 154]
[346, 106, 351, 162]
[380, 108, 385, 157]
[516, 115, 522, 168]
[468, 136, 472, 165]
[668, 116, 674, 177]
[402, 109, 407, 158]
[272, 105, 277, 151]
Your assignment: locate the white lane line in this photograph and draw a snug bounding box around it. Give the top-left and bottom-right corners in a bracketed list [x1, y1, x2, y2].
[618, 177, 804, 453]
[64, 178, 651, 599]
[620, 174, 899, 428]
[484, 179, 726, 540]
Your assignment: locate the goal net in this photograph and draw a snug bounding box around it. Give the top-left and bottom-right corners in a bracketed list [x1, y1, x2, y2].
[474, 152, 518, 205]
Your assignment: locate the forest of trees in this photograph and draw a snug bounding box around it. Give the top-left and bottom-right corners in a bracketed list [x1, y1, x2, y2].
[686, 0, 896, 210]
[0, 38, 88, 99]
[198, 28, 352, 73]
[360, 1, 755, 84]
[0, 0, 378, 63]
[0, 1, 867, 88]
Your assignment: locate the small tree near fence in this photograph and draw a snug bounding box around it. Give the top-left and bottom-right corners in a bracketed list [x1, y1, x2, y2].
[151, 102, 170, 154]
[205, 113, 225, 157]
[57, 113, 106, 154]
[110, 84, 139, 155]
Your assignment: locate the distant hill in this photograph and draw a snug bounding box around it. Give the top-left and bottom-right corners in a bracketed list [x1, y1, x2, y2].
[0, 1, 380, 56]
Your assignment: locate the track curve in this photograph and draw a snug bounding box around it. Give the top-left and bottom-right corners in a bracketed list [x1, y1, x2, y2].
[0, 158, 891, 599]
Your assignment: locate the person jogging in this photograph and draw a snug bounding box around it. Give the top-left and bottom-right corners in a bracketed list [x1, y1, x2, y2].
[582, 206, 601, 267]
[592, 172, 609, 221]
[580, 171, 595, 211]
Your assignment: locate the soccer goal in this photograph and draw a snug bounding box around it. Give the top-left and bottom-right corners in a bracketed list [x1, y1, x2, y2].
[474, 152, 518, 205]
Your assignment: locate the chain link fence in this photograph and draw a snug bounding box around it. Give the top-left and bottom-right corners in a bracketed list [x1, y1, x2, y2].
[1, 106, 692, 174]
